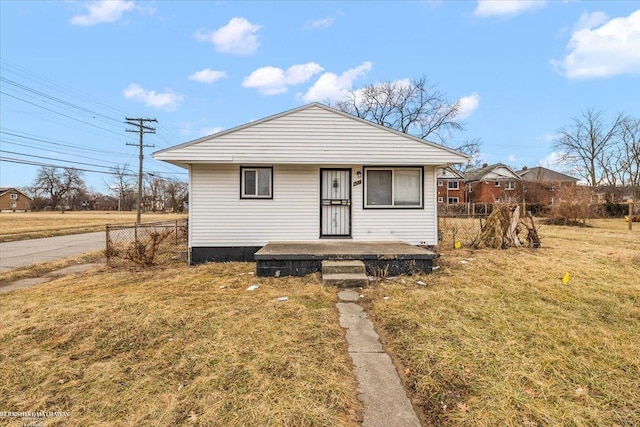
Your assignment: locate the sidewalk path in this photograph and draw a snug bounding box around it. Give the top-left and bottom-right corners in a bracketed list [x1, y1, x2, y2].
[0, 263, 102, 294]
[337, 289, 421, 427]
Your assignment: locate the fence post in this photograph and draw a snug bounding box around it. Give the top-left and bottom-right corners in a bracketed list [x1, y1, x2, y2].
[629, 201, 634, 231]
[105, 224, 110, 267]
[135, 223, 138, 245]
[175, 219, 178, 244]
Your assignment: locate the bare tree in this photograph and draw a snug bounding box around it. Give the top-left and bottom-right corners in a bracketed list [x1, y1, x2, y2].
[331, 75, 465, 144]
[145, 175, 167, 212]
[108, 165, 136, 211]
[449, 138, 483, 174]
[554, 109, 624, 186]
[32, 167, 85, 213]
[618, 117, 640, 200]
[165, 181, 188, 213]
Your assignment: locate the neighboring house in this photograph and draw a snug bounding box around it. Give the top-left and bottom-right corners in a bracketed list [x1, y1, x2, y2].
[516, 166, 579, 205]
[0, 187, 32, 212]
[436, 167, 465, 204]
[153, 103, 468, 264]
[464, 163, 521, 204]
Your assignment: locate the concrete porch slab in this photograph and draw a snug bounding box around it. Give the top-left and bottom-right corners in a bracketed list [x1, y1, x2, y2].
[255, 241, 437, 277]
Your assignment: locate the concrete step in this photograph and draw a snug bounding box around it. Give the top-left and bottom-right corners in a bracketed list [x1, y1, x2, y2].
[323, 272, 369, 288]
[322, 260, 366, 275]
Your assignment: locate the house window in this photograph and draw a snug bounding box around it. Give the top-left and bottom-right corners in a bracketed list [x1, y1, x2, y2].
[468, 184, 473, 192]
[448, 197, 459, 204]
[494, 181, 501, 187]
[438, 180, 443, 187]
[438, 197, 444, 203]
[364, 167, 422, 208]
[9, 202, 17, 209]
[448, 181, 459, 190]
[10, 193, 18, 199]
[241, 167, 272, 199]
[505, 181, 515, 190]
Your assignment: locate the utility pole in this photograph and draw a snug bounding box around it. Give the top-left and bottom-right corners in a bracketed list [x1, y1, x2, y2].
[126, 117, 156, 224]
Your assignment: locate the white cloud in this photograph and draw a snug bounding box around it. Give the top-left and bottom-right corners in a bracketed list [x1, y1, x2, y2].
[473, 0, 546, 18]
[551, 10, 640, 78]
[71, 0, 135, 26]
[308, 17, 335, 29]
[194, 17, 261, 56]
[243, 63, 324, 95]
[123, 83, 183, 111]
[305, 12, 342, 29]
[302, 61, 373, 102]
[539, 151, 570, 168]
[188, 69, 228, 84]
[199, 126, 223, 136]
[508, 154, 517, 162]
[456, 92, 480, 119]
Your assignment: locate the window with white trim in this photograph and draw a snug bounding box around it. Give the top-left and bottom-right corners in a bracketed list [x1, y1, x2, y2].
[505, 181, 515, 190]
[448, 181, 459, 190]
[438, 197, 444, 203]
[494, 181, 501, 187]
[448, 197, 459, 204]
[438, 180, 443, 187]
[9, 202, 17, 208]
[241, 167, 272, 199]
[10, 193, 18, 199]
[364, 167, 422, 208]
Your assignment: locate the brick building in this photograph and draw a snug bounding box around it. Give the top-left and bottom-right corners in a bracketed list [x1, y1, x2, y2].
[464, 163, 521, 204]
[0, 187, 32, 211]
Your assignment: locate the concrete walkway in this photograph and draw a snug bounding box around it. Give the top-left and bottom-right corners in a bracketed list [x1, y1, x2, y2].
[0, 264, 102, 294]
[337, 289, 421, 427]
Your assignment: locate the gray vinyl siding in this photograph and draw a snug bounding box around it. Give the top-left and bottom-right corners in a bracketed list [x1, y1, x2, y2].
[190, 164, 439, 247]
[155, 105, 466, 166]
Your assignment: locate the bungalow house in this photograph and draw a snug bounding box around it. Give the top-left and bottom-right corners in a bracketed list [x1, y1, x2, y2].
[0, 187, 32, 212]
[153, 103, 468, 270]
[464, 163, 521, 204]
[436, 167, 465, 205]
[516, 166, 579, 205]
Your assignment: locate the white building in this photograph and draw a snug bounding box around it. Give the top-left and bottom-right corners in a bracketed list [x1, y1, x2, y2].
[153, 103, 468, 264]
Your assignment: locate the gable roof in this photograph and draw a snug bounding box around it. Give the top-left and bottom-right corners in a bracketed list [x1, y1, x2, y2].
[464, 163, 520, 182]
[516, 166, 579, 182]
[0, 187, 31, 199]
[436, 167, 464, 180]
[153, 103, 469, 167]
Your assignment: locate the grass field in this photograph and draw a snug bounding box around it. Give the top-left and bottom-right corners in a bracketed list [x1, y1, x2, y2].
[0, 218, 638, 426]
[0, 211, 187, 242]
[365, 219, 640, 426]
[0, 263, 361, 427]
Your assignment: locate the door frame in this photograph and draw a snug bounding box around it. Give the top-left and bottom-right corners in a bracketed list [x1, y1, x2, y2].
[319, 168, 352, 238]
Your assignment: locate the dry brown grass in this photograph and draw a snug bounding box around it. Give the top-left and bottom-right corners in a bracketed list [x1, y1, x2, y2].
[0, 262, 361, 426]
[364, 218, 640, 426]
[0, 211, 187, 242]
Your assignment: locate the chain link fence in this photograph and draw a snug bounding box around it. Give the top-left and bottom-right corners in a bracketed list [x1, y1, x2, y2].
[105, 220, 188, 267]
[438, 215, 485, 249]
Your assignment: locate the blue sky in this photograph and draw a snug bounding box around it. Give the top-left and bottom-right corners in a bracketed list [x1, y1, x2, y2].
[1, 0, 639, 192]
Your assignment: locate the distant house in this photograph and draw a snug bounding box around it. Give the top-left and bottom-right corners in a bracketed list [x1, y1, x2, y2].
[516, 166, 579, 205]
[464, 163, 521, 204]
[153, 103, 468, 264]
[436, 167, 465, 204]
[0, 187, 32, 212]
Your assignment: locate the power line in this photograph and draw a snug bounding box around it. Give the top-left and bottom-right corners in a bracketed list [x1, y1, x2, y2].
[126, 117, 157, 224]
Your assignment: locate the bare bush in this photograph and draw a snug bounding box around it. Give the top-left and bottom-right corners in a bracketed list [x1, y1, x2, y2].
[123, 229, 173, 266]
[547, 186, 600, 226]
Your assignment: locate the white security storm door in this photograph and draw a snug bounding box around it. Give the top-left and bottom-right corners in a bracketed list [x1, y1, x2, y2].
[320, 169, 351, 237]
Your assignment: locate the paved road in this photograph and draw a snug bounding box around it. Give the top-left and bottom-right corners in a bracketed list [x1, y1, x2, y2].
[0, 232, 105, 272]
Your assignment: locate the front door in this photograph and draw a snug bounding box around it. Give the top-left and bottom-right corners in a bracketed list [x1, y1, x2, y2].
[320, 169, 351, 237]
